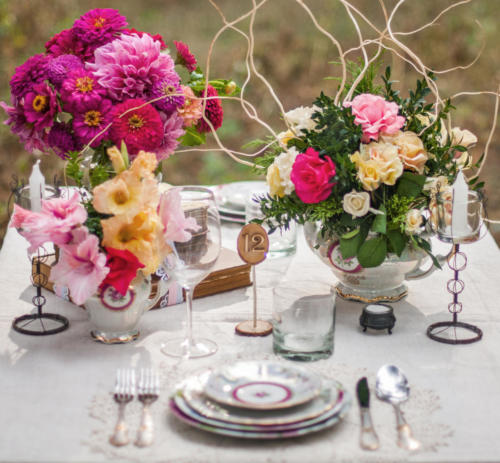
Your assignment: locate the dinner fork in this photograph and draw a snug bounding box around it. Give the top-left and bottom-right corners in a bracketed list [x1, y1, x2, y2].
[110, 369, 135, 447]
[135, 368, 160, 447]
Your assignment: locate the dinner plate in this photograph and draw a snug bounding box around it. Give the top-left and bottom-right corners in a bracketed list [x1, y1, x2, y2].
[177, 370, 345, 426]
[173, 385, 350, 432]
[212, 181, 267, 214]
[169, 396, 350, 439]
[204, 361, 322, 410]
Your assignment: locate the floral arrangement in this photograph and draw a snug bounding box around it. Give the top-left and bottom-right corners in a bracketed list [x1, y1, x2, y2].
[256, 65, 481, 268]
[1, 8, 237, 188]
[10, 146, 197, 305]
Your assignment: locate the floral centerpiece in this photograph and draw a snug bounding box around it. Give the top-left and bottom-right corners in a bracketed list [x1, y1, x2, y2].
[255, 65, 481, 297]
[1, 7, 237, 188]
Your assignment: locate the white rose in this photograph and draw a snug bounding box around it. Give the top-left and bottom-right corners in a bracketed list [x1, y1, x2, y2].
[405, 209, 423, 235]
[284, 105, 320, 133]
[451, 127, 477, 148]
[274, 147, 299, 195]
[342, 190, 371, 217]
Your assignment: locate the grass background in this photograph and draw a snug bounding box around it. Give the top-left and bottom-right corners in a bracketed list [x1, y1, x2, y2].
[0, 0, 498, 246]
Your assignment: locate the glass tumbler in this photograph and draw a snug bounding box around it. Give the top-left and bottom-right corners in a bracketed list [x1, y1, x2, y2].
[272, 281, 336, 361]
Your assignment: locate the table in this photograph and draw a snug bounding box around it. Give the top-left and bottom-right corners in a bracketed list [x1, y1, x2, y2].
[1, 221, 499, 463]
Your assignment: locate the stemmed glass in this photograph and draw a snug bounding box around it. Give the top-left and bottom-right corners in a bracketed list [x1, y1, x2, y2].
[161, 186, 221, 358]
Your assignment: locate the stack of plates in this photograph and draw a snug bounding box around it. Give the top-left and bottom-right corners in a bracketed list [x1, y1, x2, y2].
[169, 361, 351, 439]
[211, 181, 267, 224]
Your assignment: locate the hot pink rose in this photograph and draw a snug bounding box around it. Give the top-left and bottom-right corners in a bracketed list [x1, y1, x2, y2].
[290, 148, 336, 204]
[344, 94, 405, 143]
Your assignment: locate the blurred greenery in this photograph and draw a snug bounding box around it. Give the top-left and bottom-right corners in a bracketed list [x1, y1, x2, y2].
[0, 0, 499, 247]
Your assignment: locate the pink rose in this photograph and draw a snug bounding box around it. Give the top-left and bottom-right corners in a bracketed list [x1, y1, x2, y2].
[344, 94, 405, 143]
[290, 148, 336, 204]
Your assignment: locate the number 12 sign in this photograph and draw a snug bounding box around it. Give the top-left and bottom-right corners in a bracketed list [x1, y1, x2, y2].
[237, 223, 269, 265]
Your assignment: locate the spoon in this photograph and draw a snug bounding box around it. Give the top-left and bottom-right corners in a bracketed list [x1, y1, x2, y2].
[375, 365, 421, 451]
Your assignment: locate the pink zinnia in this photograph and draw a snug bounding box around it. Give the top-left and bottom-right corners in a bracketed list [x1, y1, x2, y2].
[343, 94, 405, 143]
[157, 111, 185, 161]
[61, 69, 106, 112]
[197, 85, 224, 133]
[10, 54, 50, 100]
[45, 29, 94, 61]
[87, 33, 179, 101]
[23, 83, 60, 131]
[51, 228, 109, 305]
[174, 40, 197, 73]
[73, 98, 113, 148]
[73, 9, 127, 45]
[47, 54, 84, 88]
[109, 98, 163, 155]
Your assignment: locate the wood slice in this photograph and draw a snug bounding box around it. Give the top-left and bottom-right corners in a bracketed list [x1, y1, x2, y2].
[237, 223, 269, 265]
[235, 320, 273, 337]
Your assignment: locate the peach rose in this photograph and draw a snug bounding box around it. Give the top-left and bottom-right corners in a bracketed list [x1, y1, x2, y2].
[405, 209, 423, 235]
[381, 131, 428, 174]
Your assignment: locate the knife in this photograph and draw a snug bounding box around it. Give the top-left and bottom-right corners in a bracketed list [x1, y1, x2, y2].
[356, 377, 380, 451]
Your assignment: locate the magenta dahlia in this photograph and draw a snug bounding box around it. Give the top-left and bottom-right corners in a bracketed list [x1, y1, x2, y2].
[45, 28, 94, 61]
[47, 54, 84, 88]
[174, 40, 197, 73]
[157, 112, 185, 161]
[109, 98, 163, 155]
[10, 54, 50, 100]
[149, 80, 185, 114]
[73, 9, 127, 46]
[73, 99, 113, 148]
[86, 33, 179, 101]
[61, 69, 106, 112]
[24, 83, 59, 131]
[197, 85, 224, 133]
[47, 122, 80, 159]
[123, 28, 167, 50]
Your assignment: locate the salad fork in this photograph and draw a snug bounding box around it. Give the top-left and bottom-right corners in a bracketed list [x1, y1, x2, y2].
[135, 368, 160, 447]
[110, 369, 135, 447]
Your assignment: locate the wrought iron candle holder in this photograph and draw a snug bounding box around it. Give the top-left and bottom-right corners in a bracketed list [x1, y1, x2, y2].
[427, 188, 484, 344]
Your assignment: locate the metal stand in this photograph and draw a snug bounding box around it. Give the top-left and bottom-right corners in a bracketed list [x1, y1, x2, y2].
[426, 244, 482, 344]
[12, 252, 69, 336]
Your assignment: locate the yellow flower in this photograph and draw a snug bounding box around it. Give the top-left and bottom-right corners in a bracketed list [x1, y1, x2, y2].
[107, 146, 127, 174]
[277, 130, 296, 148]
[101, 211, 162, 274]
[266, 164, 285, 197]
[382, 131, 428, 174]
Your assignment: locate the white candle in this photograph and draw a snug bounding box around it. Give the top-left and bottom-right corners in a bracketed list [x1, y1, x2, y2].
[451, 170, 470, 238]
[29, 159, 45, 212]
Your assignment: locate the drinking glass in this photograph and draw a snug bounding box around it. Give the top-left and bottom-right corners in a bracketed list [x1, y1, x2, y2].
[161, 186, 221, 358]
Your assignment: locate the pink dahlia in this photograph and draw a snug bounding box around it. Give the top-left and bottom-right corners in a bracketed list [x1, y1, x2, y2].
[47, 122, 80, 159]
[149, 80, 184, 114]
[177, 85, 203, 128]
[73, 9, 127, 46]
[47, 54, 84, 88]
[174, 40, 197, 73]
[86, 33, 179, 101]
[157, 112, 185, 161]
[10, 54, 50, 100]
[45, 28, 94, 61]
[73, 98, 113, 148]
[197, 85, 224, 133]
[343, 94, 405, 143]
[109, 98, 163, 155]
[123, 28, 167, 50]
[24, 83, 59, 131]
[61, 69, 106, 112]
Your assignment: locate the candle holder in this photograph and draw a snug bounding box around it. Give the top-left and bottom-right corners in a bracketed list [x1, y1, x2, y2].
[427, 189, 484, 344]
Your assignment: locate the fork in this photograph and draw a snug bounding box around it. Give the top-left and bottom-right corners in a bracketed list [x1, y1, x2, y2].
[135, 368, 160, 447]
[110, 369, 135, 447]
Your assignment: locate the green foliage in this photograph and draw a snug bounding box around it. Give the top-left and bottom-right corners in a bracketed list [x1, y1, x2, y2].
[371, 205, 387, 234]
[180, 126, 206, 146]
[83, 201, 106, 242]
[357, 236, 387, 268]
[330, 58, 385, 99]
[65, 151, 84, 187]
[396, 172, 426, 198]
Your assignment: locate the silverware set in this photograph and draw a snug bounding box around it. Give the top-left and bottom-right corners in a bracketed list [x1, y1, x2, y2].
[110, 368, 160, 448]
[356, 364, 421, 452]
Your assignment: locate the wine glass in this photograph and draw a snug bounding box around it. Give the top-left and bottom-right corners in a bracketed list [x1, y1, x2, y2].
[161, 186, 221, 358]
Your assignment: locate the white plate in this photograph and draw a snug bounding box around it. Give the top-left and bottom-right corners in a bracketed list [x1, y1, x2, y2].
[204, 361, 322, 410]
[212, 181, 267, 213]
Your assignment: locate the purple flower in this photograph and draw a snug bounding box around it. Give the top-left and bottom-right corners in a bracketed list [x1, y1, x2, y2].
[149, 80, 185, 114]
[24, 83, 59, 131]
[157, 111, 185, 161]
[47, 122, 80, 159]
[73, 9, 127, 46]
[10, 54, 50, 100]
[73, 98, 113, 148]
[45, 28, 94, 61]
[47, 54, 84, 88]
[0, 100, 49, 154]
[61, 69, 106, 112]
[86, 33, 179, 101]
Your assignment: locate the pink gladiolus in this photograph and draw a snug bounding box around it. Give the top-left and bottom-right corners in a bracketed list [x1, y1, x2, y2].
[51, 229, 109, 305]
[41, 191, 87, 227]
[158, 189, 200, 243]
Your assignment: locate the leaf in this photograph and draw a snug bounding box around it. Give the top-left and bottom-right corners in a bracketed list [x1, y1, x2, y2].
[340, 232, 362, 259]
[341, 228, 359, 240]
[396, 172, 426, 198]
[371, 205, 386, 234]
[357, 236, 387, 268]
[179, 127, 206, 146]
[387, 229, 406, 256]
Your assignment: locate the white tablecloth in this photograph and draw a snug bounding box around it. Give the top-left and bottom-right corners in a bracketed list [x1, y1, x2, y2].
[1, 222, 499, 463]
